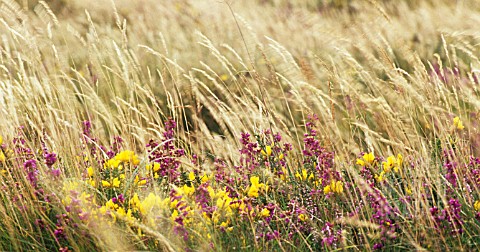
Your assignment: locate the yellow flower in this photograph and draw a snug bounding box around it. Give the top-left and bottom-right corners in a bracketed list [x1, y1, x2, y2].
[146, 162, 161, 172]
[475, 200, 480, 212]
[375, 171, 386, 183]
[181, 184, 195, 197]
[382, 156, 396, 173]
[153, 163, 161, 172]
[295, 169, 308, 181]
[324, 180, 343, 194]
[247, 176, 265, 198]
[171, 210, 179, 221]
[356, 152, 375, 166]
[116, 207, 126, 217]
[87, 167, 94, 177]
[405, 186, 412, 195]
[279, 167, 288, 181]
[138, 179, 146, 186]
[112, 150, 140, 166]
[335, 180, 344, 194]
[201, 174, 210, 183]
[298, 213, 307, 222]
[453, 116, 464, 130]
[324, 185, 331, 194]
[250, 176, 263, 188]
[0, 135, 3, 145]
[130, 193, 144, 214]
[220, 221, 229, 228]
[134, 175, 146, 186]
[261, 145, 273, 157]
[87, 179, 95, 187]
[112, 177, 121, 188]
[395, 154, 403, 173]
[247, 186, 259, 198]
[302, 169, 308, 180]
[188, 171, 195, 181]
[105, 199, 118, 210]
[216, 197, 231, 210]
[102, 180, 111, 188]
[105, 159, 121, 169]
[260, 208, 270, 217]
[0, 151, 5, 163]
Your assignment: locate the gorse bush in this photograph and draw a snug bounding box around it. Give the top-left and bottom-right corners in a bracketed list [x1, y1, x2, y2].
[1, 0, 480, 251]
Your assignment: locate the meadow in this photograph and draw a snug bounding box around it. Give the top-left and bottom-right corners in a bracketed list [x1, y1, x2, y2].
[1, 0, 480, 250]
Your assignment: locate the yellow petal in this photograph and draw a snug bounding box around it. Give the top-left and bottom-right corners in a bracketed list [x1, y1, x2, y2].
[87, 167, 94, 177]
[102, 180, 111, 187]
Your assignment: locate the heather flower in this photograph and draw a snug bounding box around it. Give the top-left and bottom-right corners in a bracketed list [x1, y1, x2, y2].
[44, 152, 57, 168]
[24, 159, 38, 187]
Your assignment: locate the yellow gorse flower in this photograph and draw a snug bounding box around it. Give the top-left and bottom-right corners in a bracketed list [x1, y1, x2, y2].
[87, 167, 94, 177]
[201, 173, 211, 183]
[105, 159, 121, 169]
[405, 186, 412, 195]
[375, 171, 386, 182]
[295, 169, 309, 181]
[112, 177, 121, 187]
[475, 200, 480, 212]
[0, 135, 3, 145]
[102, 180, 111, 187]
[146, 162, 161, 172]
[188, 171, 195, 181]
[453, 116, 464, 130]
[356, 152, 375, 166]
[261, 145, 273, 157]
[382, 156, 395, 173]
[181, 184, 195, 197]
[323, 180, 344, 195]
[260, 208, 270, 217]
[298, 213, 307, 221]
[382, 154, 403, 173]
[247, 176, 265, 198]
[115, 150, 140, 165]
[105, 150, 140, 169]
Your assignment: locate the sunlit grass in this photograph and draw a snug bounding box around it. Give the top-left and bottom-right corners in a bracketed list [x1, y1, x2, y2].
[1, 0, 480, 251]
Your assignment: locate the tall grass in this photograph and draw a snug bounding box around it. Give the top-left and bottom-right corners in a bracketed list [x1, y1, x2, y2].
[1, 0, 480, 250]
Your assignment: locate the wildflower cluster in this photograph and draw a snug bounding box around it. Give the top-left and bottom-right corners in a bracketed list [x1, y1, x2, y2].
[2, 115, 480, 251]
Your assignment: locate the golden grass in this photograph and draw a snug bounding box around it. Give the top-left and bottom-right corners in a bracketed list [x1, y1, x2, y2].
[1, 0, 480, 250]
